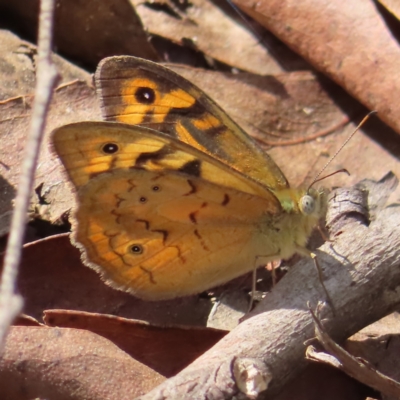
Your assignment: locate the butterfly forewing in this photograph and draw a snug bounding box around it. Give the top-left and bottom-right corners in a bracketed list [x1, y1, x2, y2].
[52, 122, 282, 205]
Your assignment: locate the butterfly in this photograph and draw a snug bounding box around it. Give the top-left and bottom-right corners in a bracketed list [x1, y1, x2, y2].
[51, 56, 327, 301]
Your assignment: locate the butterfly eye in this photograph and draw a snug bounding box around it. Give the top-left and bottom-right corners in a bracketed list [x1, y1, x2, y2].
[102, 143, 119, 154]
[299, 195, 315, 215]
[129, 244, 143, 254]
[152, 185, 160, 192]
[139, 196, 147, 203]
[135, 87, 155, 104]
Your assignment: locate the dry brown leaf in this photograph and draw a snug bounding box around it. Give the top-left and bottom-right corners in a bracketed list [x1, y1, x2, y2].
[44, 309, 227, 377]
[307, 307, 400, 399]
[131, 0, 285, 74]
[0, 30, 36, 100]
[0, 80, 99, 234]
[0, 29, 93, 100]
[0, 30, 101, 234]
[234, 0, 400, 137]
[0, 326, 164, 400]
[346, 313, 400, 385]
[0, 0, 158, 68]
[13, 314, 42, 326]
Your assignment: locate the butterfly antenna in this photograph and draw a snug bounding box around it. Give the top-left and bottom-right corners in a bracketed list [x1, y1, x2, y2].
[308, 111, 377, 190]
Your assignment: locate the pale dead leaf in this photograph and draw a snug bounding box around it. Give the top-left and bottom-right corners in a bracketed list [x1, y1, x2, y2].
[131, 0, 284, 74]
[234, 0, 400, 136]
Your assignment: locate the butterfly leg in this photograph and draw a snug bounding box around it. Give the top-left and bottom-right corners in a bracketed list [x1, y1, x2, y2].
[296, 246, 335, 312]
[248, 265, 258, 313]
[248, 255, 281, 312]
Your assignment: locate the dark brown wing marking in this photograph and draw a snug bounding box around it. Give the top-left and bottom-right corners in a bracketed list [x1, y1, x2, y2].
[126, 179, 137, 191]
[136, 219, 150, 230]
[178, 159, 201, 177]
[185, 179, 197, 195]
[142, 110, 157, 124]
[194, 229, 210, 251]
[111, 208, 122, 225]
[139, 266, 156, 284]
[203, 125, 226, 137]
[165, 99, 204, 118]
[189, 203, 207, 224]
[221, 193, 230, 206]
[189, 212, 197, 224]
[152, 229, 168, 244]
[114, 194, 125, 208]
[88, 171, 104, 180]
[134, 145, 172, 168]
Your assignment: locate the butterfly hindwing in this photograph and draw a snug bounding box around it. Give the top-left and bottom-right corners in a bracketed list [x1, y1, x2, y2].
[73, 167, 284, 300]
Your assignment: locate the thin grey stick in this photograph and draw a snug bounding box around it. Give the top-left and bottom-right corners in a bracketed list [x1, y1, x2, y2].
[0, 0, 58, 349]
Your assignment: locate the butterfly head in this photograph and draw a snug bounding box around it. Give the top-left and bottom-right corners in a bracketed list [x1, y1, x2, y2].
[278, 187, 327, 219]
[276, 187, 328, 247]
[298, 187, 328, 219]
[268, 186, 328, 257]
